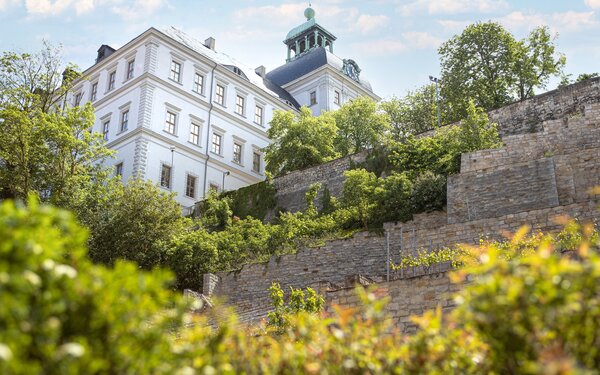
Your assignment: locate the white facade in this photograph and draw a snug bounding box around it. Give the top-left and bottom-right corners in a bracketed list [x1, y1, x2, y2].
[68, 8, 379, 210]
[283, 66, 379, 116]
[70, 27, 296, 209]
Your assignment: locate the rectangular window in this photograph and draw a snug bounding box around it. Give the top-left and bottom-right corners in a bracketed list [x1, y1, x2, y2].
[193, 73, 204, 94]
[90, 82, 98, 101]
[253, 152, 261, 173]
[254, 105, 263, 125]
[185, 174, 197, 198]
[160, 164, 172, 189]
[74, 92, 82, 106]
[169, 60, 181, 82]
[209, 183, 219, 193]
[215, 84, 225, 105]
[334, 90, 340, 105]
[309, 91, 317, 106]
[115, 162, 123, 177]
[233, 142, 242, 164]
[120, 110, 129, 132]
[189, 122, 200, 145]
[108, 71, 116, 91]
[165, 111, 177, 134]
[211, 133, 222, 155]
[102, 120, 110, 141]
[126, 60, 135, 80]
[235, 95, 245, 115]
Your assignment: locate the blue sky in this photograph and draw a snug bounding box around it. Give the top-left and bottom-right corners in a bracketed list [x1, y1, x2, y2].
[1, 0, 599, 99]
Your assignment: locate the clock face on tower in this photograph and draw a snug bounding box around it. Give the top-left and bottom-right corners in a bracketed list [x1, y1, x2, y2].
[342, 59, 361, 82]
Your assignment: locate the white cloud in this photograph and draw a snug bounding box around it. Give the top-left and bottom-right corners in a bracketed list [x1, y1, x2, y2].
[437, 19, 471, 32]
[499, 10, 598, 33]
[356, 14, 389, 34]
[234, 3, 385, 35]
[234, 3, 305, 27]
[352, 31, 441, 56]
[399, 0, 509, 16]
[585, 0, 600, 10]
[353, 39, 406, 56]
[24, 0, 73, 15]
[109, 0, 165, 20]
[0, 0, 19, 11]
[19, 0, 166, 18]
[402, 31, 443, 49]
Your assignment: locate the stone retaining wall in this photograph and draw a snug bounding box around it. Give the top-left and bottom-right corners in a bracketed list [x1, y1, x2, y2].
[201, 79, 600, 327]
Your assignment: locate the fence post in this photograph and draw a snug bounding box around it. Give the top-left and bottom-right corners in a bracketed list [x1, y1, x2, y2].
[400, 227, 404, 279]
[386, 229, 390, 282]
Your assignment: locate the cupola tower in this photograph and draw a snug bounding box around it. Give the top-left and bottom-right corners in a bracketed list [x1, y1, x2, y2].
[283, 6, 337, 62]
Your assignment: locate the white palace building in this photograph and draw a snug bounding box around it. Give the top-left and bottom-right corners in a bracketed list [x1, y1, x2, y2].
[69, 6, 379, 210]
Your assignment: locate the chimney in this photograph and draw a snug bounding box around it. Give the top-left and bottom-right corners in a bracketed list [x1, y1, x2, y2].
[62, 67, 79, 85]
[204, 37, 216, 50]
[255, 65, 266, 78]
[96, 44, 116, 64]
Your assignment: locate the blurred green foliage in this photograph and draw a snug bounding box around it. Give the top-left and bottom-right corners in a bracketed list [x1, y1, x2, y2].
[1, 198, 599, 374]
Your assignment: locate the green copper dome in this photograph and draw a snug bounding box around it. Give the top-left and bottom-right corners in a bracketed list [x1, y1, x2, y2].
[285, 18, 316, 41]
[304, 6, 315, 20]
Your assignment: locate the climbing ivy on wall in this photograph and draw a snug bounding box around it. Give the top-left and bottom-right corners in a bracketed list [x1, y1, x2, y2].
[222, 180, 278, 221]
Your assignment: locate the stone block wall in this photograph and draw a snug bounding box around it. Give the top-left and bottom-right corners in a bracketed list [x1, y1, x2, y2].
[201, 79, 600, 326]
[489, 77, 600, 137]
[272, 151, 367, 213]
[325, 270, 468, 334]
[204, 231, 386, 324]
[448, 104, 600, 224]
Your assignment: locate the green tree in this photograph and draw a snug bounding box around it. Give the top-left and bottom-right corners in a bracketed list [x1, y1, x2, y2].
[373, 172, 413, 225]
[342, 168, 381, 228]
[0, 42, 73, 113]
[84, 178, 186, 269]
[0, 44, 113, 203]
[380, 84, 445, 140]
[439, 22, 565, 120]
[334, 96, 390, 155]
[439, 22, 516, 119]
[166, 228, 218, 290]
[512, 26, 566, 100]
[265, 107, 339, 176]
[390, 101, 500, 177]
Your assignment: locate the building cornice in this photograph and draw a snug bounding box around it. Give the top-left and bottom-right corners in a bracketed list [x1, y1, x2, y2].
[77, 27, 297, 113]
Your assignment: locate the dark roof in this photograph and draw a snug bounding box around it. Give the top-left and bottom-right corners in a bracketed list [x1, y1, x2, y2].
[261, 76, 301, 110]
[266, 47, 373, 92]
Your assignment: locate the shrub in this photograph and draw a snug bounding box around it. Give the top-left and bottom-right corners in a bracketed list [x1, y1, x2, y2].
[412, 171, 447, 213]
[342, 168, 380, 228]
[198, 190, 232, 231]
[85, 178, 185, 269]
[267, 283, 324, 332]
[166, 227, 219, 290]
[0, 198, 187, 374]
[373, 172, 413, 225]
